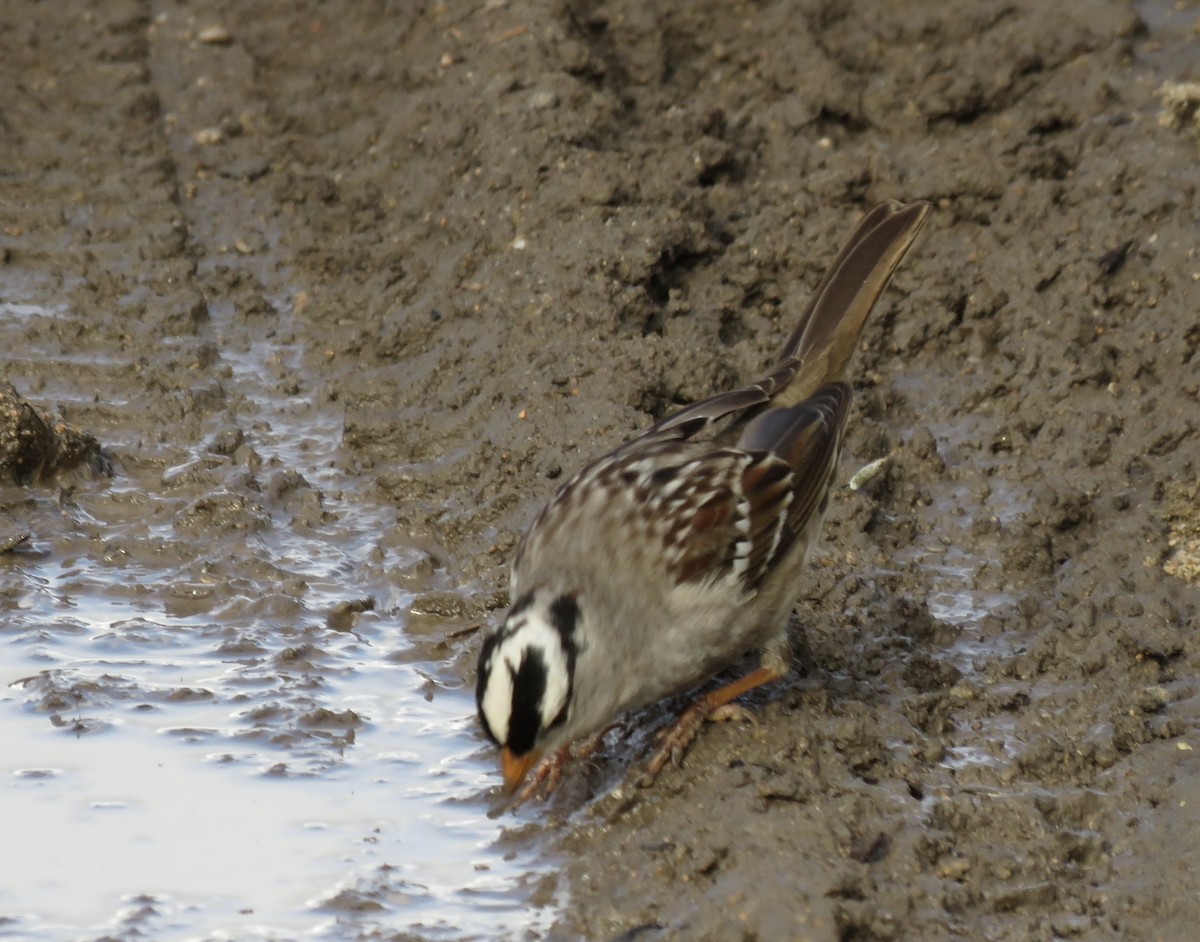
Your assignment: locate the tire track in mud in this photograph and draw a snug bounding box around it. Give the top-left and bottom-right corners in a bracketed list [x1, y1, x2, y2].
[1, 3, 553, 939]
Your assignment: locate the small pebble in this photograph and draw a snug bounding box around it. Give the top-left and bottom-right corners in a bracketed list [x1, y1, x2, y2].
[848, 455, 891, 491]
[198, 25, 233, 45]
[193, 127, 224, 146]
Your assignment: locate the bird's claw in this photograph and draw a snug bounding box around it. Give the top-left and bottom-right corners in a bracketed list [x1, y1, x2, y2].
[509, 726, 615, 807]
[511, 746, 568, 807]
[640, 702, 709, 786]
[640, 699, 762, 787]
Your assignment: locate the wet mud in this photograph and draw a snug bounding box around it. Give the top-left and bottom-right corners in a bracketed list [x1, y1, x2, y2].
[2, 0, 1199, 940]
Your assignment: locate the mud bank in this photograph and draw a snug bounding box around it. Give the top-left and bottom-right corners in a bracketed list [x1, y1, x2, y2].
[2, 1, 1198, 940]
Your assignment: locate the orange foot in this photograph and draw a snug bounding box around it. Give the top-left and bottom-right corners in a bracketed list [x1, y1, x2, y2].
[640, 665, 783, 787]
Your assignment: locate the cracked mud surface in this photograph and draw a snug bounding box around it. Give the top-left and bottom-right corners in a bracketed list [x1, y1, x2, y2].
[2, 0, 1198, 939]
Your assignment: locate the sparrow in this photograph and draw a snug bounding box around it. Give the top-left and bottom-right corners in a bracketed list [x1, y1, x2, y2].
[476, 199, 931, 798]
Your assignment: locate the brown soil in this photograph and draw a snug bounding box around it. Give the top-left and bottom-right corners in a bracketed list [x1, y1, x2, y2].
[3, 0, 1198, 939]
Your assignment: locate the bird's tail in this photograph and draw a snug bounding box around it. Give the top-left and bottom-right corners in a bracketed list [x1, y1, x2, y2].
[774, 199, 931, 407]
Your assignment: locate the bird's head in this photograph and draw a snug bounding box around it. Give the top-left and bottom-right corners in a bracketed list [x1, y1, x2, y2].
[475, 589, 580, 791]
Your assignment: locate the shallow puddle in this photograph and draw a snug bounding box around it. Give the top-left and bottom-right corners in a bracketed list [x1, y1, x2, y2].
[2, 667, 552, 940]
[1, 291, 555, 940]
[2, 511, 553, 942]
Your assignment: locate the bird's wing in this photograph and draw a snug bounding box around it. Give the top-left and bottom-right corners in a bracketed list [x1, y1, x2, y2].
[736, 382, 852, 567]
[602, 382, 848, 594]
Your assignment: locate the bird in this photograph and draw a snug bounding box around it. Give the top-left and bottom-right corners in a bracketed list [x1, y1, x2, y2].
[476, 199, 931, 800]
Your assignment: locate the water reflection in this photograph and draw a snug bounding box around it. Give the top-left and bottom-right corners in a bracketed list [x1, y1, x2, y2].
[0, 295, 553, 940]
[2, 595, 551, 940]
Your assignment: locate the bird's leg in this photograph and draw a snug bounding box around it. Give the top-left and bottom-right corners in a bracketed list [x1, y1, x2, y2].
[511, 725, 616, 806]
[640, 664, 784, 787]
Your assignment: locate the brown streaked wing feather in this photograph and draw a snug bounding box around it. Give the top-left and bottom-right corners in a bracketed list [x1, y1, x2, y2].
[601, 447, 758, 590]
[737, 456, 794, 589]
[638, 357, 798, 444]
[670, 489, 741, 583]
[556, 442, 754, 591]
[778, 385, 852, 540]
[737, 383, 853, 579]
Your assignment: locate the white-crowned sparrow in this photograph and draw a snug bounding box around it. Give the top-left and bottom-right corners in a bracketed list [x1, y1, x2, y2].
[477, 200, 931, 797]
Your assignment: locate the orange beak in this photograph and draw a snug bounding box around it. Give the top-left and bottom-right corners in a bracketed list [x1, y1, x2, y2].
[500, 747, 539, 794]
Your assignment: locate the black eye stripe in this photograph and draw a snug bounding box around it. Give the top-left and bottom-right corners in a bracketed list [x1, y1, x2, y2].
[543, 594, 579, 733]
[475, 631, 503, 745]
[548, 594, 580, 653]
